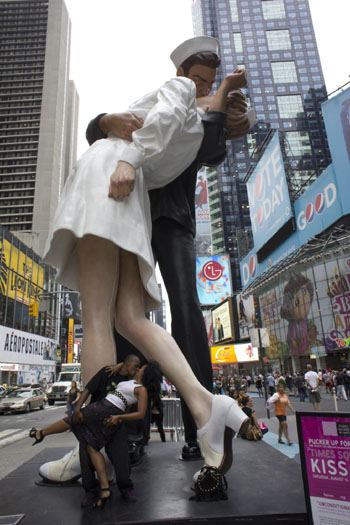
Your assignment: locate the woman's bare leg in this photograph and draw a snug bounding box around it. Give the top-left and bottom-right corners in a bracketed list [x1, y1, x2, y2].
[115, 250, 213, 429]
[282, 421, 290, 442]
[77, 235, 120, 385]
[41, 420, 71, 436]
[87, 446, 109, 498]
[278, 422, 283, 441]
[31, 420, 71, 442]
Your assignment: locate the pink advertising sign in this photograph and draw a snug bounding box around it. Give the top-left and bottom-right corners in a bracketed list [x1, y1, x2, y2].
[297, 412, 350, 525]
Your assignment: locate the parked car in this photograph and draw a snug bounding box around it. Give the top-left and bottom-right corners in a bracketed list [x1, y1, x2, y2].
[0, 388, 45, 414]
[0, 386, 6, 398]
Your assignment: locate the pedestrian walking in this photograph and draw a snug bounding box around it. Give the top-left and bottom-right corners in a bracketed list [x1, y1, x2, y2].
[324, 370, 332, 393]
[345, 369, 350, 399]
[255, 377, 263, 398]
[267, 383, 296, 445]
[66, 381, 80, 418]
[305, 364, 321, 410]
[266, 373, 275, 396]
[335, 369, 348, 401]
[150, 396, 166, 442]
[285, 373, 293, 393]
[294, 373, 307, 402]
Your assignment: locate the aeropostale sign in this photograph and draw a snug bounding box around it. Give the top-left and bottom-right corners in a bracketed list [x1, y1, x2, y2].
[0, 325, 57, 366]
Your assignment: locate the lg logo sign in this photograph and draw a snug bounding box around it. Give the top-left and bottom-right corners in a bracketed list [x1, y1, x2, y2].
[202, 261, 224, 293]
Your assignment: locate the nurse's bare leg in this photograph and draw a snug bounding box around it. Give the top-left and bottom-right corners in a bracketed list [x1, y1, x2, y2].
[77, 235, 120, 385]
[115, 251, 248, 441]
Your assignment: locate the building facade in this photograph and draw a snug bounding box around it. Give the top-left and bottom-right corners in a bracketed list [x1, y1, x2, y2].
[191, 0, 331, 291]
[0, 225, 59, 385]
[238, 86, 350, 373]
[0, 0, 78, 256]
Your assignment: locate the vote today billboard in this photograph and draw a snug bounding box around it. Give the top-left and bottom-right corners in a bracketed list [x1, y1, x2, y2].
[297, 412, 350, 525]
[246, 131, 293, 254]
[240, 87, 350, 290]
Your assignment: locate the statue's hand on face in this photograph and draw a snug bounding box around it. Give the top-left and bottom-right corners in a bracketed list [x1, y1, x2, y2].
[222, 69, 247, 92]
[109, 161, 136, 200]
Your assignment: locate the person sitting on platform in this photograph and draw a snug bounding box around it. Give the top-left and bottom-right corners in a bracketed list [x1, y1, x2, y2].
[30, 362, 162, 508]
[239, 396, 262, 441]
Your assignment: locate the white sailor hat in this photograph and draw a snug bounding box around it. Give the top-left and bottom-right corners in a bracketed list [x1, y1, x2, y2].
[170, 36, 219, 69]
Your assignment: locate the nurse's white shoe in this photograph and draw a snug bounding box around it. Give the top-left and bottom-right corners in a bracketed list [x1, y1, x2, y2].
[39, 446, 115, 483]
[39, 446, 81, 483]
[197, 395, 249, 474]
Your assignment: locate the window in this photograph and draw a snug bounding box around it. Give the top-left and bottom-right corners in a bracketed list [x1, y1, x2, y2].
[233, 33, 243, 53]
[277, 95, 304, 118]
[285, 131, 312, 156]
[271, 61, 297, 83]
[229, 0, 239, 22]
[262, 0, 286, 19]
[266, 30, 291, 50]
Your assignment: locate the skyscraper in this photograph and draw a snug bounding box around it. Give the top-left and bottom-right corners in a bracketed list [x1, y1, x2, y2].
[191, 0, 331, 290]
[0, 0, 78, 256]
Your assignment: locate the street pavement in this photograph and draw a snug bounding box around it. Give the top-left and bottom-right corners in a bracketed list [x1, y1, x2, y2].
[0, 403, 76, 481]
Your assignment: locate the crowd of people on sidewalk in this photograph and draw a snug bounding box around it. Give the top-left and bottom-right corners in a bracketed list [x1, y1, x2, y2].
[212, 366, 350, 403]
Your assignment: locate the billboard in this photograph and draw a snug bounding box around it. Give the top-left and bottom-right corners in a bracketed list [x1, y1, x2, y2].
[0, 325, 57, 366]
[195, 168, 212, 256]
[211, 343, 259, 364]
[62, 292, 81, 321]
[211, 298, 234, 343]
[322, 87, 350, 216]
[297, 412, 350, 525]
[234, 343, 259, 362]
[240, 163, 343, 289]
[202, 309, 214, 348]
[196, 255, 232, 305]
[241, 88, 350, 290]
[247, 132, 293, 253]
[236, 294, 255, 339]
[255, 254, 350, 358]
[211, 345, 236, 364]
[0, 238, 44, 304]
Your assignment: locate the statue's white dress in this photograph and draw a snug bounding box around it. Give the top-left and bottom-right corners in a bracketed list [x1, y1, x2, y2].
[43, 77, 203, 311]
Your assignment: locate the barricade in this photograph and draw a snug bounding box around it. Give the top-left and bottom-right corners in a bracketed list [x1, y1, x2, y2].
[151, 397, 184, 441]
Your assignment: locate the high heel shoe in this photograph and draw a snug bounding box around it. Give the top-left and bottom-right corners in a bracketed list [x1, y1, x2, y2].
[197, 396, 249, 475]
[29, 427, 45, 446]
[94, 488, 110, 509]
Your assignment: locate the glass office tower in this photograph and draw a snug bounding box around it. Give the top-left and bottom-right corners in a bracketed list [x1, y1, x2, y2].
[192, 0, 331, 290]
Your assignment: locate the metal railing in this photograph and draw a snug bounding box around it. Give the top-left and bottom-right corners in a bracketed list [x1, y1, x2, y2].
[151, 397, 184, 442]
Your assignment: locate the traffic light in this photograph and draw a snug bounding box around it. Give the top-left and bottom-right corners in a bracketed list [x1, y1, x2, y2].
[29, 300, 39, 318]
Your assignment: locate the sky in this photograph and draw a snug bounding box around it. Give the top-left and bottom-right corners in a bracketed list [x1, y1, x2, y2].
[64, 0, 350, 157]
[63, 0, 350, 329]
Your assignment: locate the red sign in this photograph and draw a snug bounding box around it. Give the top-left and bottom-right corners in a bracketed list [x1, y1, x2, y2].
[202, 261, 223, 281]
